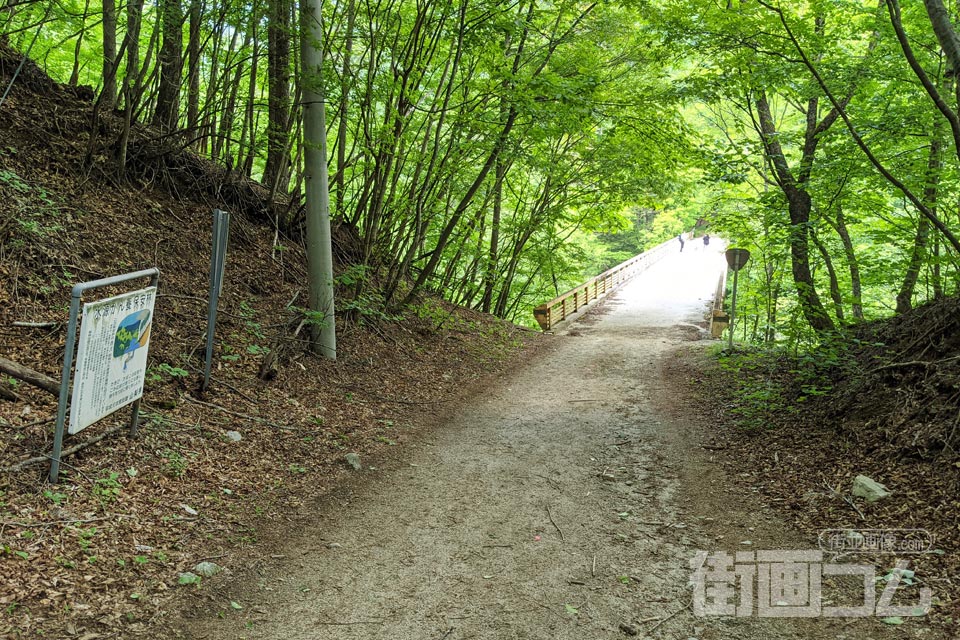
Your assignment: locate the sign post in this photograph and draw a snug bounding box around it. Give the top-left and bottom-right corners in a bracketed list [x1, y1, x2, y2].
[49, 268, 159, 483]
[203, 209, 230, 391]
[724, 248, 750, 351]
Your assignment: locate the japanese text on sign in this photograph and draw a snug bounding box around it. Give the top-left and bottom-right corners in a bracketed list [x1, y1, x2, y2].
[68, 287, 156, 434]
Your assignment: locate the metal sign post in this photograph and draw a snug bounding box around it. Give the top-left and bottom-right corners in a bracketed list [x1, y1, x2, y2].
[49, 268, 160, 483]
[724, 249, 750, 351]
[203, 209, 230, 391]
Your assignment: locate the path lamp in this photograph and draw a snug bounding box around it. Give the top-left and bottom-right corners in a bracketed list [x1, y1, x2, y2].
[724, 248, 750, 351]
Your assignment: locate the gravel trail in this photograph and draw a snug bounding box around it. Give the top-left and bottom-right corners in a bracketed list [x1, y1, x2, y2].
[179, 244, 940, 640]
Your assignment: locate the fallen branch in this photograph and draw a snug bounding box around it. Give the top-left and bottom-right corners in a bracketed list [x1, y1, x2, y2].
[644, 599, 692, 634]
[1, 423, 126, 472]
[184, 394, 294, 430]
[11, 321, 58, 328]
[350, 395, 450, 406]
[872, 354, 960, 373]
[2, 514, 131, 528]
[0, 356, 63, 397]
[822, 481, 865, 521]
[0, 383, 18, 402]
[546, 505, 565, 542]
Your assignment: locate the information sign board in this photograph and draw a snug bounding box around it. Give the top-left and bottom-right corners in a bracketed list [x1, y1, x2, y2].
[68, 287, 156, 434]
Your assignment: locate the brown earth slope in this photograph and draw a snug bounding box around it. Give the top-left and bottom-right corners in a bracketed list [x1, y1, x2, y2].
[0, 42, 537, 639]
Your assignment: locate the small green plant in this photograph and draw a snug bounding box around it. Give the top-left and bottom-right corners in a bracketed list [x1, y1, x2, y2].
[161, 449, 188, 478]
[178, 573, 202, 586]
[77, 527, 97, 550]
[133, 555, 149, 565]
[92, 472, 122, 503]
[288, 464, 307, 474]
[43, 489, 67, 505]
[146, 362, 189, 384]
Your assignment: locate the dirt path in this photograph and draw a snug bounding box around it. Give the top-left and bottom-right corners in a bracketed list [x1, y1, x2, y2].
[174, 245, 941, 640]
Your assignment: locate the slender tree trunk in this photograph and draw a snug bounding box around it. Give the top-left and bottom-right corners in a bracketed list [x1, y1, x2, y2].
[218, 27, 248, 166]
[829, 206, 863, 320]
[186, 0, 201, 137]
[897, 121, 944, 313]
[153, 0, 183, 131]
[69, 0, 91, 86]
[334, 0, 355, 217]
[121, 0, 143, 110]
[755, 93, 836, 336]
[239, 17, 260, 177]
[811, 230, 844, 322]
[300, 0, 336, 359]
[101, 0, 117, 106]
[480, 157, 505, 314]
[264, 0, 292, 190]
[933, 234, 944, 298]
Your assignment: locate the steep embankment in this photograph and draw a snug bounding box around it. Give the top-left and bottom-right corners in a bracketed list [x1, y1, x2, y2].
[0, 43, 537, 638]
[664, 300, 960, 631]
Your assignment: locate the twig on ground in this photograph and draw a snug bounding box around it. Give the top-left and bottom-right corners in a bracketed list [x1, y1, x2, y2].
[11, 416, 56, 428]
[546, 505, 565, 542]
[184, 395, 294, 430]
[2, 514, 132, 527]
[438, 628, 454, 640]
[592, 554, 597, 577]
[644, 599, 692, 634]
[12, 321, 58, 328]
[822, 481, 865, 521]
[2, 423, 126, 472]
[350, 395, 449, 406]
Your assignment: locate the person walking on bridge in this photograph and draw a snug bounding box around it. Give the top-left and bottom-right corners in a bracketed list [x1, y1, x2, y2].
[677, 234, 685, 252]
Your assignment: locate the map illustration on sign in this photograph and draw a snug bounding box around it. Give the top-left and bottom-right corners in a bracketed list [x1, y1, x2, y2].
[114, 309, 152, 368]
[69, 287, 157, 434]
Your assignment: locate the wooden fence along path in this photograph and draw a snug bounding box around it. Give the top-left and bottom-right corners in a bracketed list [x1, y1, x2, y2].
[532, 235, 684, 331]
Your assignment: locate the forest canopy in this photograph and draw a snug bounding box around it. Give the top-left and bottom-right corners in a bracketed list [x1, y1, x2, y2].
[2, 0, 959, 340]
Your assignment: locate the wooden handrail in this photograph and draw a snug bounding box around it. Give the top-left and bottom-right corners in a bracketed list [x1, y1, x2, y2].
[532, 235, 684, 331]
[709, 263, 729, 339]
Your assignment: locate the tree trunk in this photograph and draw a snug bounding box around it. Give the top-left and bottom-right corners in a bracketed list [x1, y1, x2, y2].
[153, 0, 183, 132]
[334, 0, 355, 217]
[897, 121, 944, 313]
[185, 0, 201, 137]
[69, 0, 91, 86]
[829, 206, 863, 320]
[811, 230, 844, 322]
[217, 26, 248, 165]
[755, 93, 836, 336]
[101, 0, 117, 107]
[264, 0, 292, 191]
[480, 157, 505, 314]
[121, 0, 143, 110]
[301, 0, 336, 360]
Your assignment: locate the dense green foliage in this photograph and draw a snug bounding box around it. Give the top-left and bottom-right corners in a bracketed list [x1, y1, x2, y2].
[3, 0, 960, 336]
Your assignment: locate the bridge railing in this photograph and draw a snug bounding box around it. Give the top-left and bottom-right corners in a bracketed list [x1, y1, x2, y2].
[709, 264, 729, 338]
[532, 235, 683, 331]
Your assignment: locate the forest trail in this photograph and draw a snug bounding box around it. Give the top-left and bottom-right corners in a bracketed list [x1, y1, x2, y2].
[174, 243, 938, 640]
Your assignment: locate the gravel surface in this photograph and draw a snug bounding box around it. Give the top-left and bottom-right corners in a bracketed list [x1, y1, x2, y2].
[173, 244, 944, 639]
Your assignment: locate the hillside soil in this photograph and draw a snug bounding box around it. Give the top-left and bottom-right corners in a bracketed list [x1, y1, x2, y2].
[150, 249, 948, 640]
[0, 41, 534, 639]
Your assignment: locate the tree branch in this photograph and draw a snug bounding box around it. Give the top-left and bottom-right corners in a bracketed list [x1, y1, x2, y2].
[767, 0, 960, 254]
